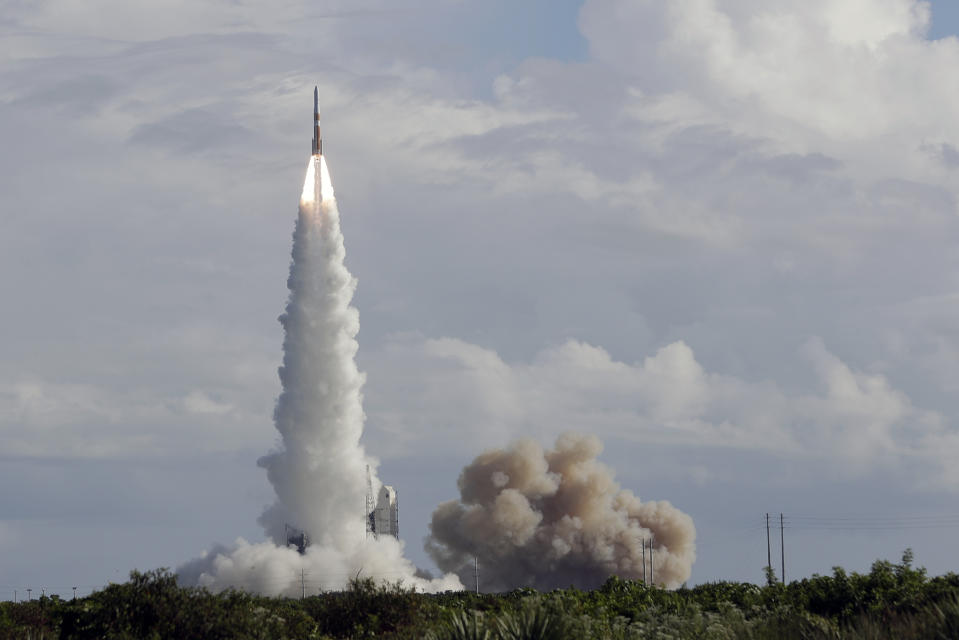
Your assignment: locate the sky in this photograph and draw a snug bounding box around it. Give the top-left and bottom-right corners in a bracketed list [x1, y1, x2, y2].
[3, 0, 959, 597]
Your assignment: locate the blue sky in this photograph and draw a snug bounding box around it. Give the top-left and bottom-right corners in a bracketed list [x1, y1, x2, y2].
[479, 1, 959, 61]
[476, 1, 959, 61]
[5, 0, 959, 596]
[928, 0, 959, 38]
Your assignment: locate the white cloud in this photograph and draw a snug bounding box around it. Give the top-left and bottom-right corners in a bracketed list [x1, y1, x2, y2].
[365, 334, 956, 486]
[0, 377, 266, 458]
[182, 390, 234, 415]
[579, 0, 959, 161]
[2, 0, 956, 475]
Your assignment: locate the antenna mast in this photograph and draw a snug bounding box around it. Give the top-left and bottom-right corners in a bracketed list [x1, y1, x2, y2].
[366, 465, 377, 538]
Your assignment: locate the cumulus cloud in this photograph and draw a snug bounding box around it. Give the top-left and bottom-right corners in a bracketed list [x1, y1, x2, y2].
[366, 335, 955, 486]
[580, 0, 943, 140]
[0, 378, 265, 458]
[1, 2, 954, 484]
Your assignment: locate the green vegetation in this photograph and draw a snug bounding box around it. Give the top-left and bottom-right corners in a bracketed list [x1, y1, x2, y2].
[4, 552, 959, 639]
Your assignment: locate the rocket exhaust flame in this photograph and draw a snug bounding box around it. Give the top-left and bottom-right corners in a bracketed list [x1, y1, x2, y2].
[299, 155, 334, 206]
[177, 92, 460, 595]
[299, 157, 315, 205]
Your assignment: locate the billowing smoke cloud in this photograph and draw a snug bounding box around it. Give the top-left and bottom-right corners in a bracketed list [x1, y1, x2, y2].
[178, 156, 460, 594]
[427, 433, 696, 590]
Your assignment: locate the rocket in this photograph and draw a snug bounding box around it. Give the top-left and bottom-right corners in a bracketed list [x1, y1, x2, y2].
[312, 86, 322, 156]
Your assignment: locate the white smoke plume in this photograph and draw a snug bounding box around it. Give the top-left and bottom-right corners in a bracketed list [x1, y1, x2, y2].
[427, 433, 696, 591]
[257, 156, 368, 551]
[178, 156, 461, 595]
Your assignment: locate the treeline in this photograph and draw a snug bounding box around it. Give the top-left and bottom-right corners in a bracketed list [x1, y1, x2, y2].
[2, 551, 959, 639]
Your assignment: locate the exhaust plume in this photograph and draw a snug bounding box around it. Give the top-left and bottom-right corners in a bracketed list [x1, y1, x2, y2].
[426, 433, 696, 590]
[178, 156, 460, 594]
[256, 155, 367, 549]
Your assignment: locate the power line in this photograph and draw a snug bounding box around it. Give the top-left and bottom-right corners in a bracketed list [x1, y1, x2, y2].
[780, 514, 959, 531]
[744, 513, 959, 532]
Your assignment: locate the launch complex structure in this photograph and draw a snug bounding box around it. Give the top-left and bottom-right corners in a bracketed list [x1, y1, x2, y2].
[286, 88, 399, 555]
[367, 466, 399, 540]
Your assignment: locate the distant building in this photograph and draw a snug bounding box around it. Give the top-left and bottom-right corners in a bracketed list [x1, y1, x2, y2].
[373, 485, 398, 538]
[365, 465, 399, 539]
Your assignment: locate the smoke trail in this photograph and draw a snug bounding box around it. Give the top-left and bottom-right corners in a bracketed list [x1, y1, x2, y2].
[178, 157, 461, 594]
[256, 156, 368, 549]
[426, 433, 696, 590]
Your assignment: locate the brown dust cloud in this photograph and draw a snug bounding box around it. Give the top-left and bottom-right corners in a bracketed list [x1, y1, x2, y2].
[427, 433, 696, 591]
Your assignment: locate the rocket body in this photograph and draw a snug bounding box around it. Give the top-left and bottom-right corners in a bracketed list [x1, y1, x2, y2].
[312, 86, 322, 156]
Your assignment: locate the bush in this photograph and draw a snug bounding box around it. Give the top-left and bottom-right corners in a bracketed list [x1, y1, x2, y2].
[2, 552, 958, 639]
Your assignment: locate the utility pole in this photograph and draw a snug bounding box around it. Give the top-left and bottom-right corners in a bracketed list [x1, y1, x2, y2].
[642, 539, 647, 585]
[73, 586, 77, 600]
[649, 538, 654, 586]
[300, 569, 306, 599]
[26, 589, 31, 601]
[473, 557, 479, 594]
[766, 513, 771, 581]
[780, 513, 785, 584]
[13, 590, 16, 604]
